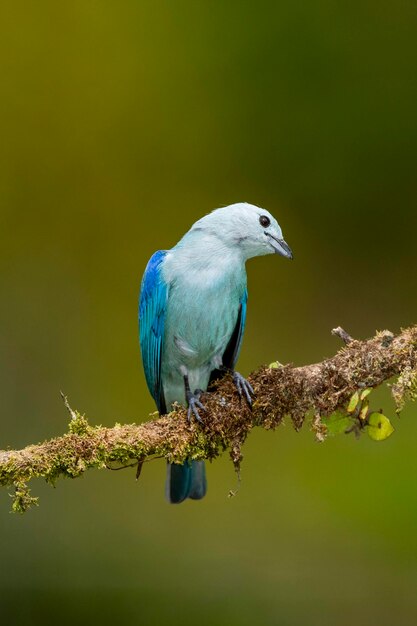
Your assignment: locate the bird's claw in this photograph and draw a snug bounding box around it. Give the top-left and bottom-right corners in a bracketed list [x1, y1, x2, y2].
[186, 389, 206, 423]
[233, 371, 255, 407]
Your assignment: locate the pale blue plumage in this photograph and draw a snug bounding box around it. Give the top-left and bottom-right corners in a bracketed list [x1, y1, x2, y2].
[139, 202, 292, 503]
[160, 231, 248, 409]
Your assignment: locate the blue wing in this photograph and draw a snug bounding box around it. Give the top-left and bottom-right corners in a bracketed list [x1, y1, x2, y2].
[139, 250, 169, 414]
[209, 289, 248, 383]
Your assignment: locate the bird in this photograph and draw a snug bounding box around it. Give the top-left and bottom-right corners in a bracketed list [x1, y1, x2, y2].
[139, 202, 292, 503]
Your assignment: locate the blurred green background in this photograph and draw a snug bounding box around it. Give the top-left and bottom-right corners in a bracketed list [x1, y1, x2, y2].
[1, 2, 417, 624]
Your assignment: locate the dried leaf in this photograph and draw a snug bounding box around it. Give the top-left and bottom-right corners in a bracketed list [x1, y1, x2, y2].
[347, 391, 360, 414]
[359, 403, 369, 421]
[360, 388, 372, 401]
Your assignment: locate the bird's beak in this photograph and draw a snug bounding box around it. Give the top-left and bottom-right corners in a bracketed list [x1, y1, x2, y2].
[266, 233, 293, 259]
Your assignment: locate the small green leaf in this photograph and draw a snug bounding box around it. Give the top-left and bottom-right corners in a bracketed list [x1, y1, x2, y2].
[360, 388, 372, 401]
[347, 391, 360, 414]
[366, 413, 394, 441]
[322, 412, 353, 435]
[268, 361, 283, 369]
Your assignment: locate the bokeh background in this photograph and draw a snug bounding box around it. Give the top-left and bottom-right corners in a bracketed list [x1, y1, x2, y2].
[1, 2, 417, 624]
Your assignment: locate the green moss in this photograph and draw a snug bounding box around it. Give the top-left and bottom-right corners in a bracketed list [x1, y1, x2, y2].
[68, 411, 90, 436]
[10, 481, 39, 514]
[392, 367, 417, 413]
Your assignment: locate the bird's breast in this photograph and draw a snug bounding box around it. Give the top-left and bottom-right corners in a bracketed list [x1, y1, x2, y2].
[163, 270, 245, 369]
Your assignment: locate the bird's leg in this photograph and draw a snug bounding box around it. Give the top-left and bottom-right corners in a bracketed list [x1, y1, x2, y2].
[233, 371, 255, 407]
[220, 367, 255, 407]
[183, 375, 206, 423]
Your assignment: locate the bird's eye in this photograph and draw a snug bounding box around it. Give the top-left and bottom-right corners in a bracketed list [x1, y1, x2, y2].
[259, 215, 270, 228]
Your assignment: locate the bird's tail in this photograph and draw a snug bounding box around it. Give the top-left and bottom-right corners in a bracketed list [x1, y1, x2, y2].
[165, 460, 207, 504]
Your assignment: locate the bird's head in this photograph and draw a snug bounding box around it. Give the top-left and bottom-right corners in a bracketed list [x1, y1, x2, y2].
[190, 202, 293, 261]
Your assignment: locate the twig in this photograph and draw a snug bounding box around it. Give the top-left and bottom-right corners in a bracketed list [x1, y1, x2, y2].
[332, 326, 354, 345]
[1, 325, 416, 511]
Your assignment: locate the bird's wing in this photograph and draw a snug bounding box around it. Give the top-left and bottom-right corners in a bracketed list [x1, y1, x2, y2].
[139, 250, 168, 413]
[209, 289, 248, 384]
[222, 288, 248, 370]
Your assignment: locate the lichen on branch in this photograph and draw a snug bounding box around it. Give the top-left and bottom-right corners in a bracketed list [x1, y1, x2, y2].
[1, 325, 417, 512]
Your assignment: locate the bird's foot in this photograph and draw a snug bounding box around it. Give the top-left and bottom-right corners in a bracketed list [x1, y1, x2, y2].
[233, 371, 255, 407]
[186, 388, 206, 423]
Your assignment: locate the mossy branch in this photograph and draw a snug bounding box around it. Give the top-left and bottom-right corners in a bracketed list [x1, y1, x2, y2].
[2, 325, 417, 512]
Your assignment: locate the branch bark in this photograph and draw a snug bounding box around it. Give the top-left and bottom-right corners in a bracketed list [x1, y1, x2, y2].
[1, 325, 417, 511]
